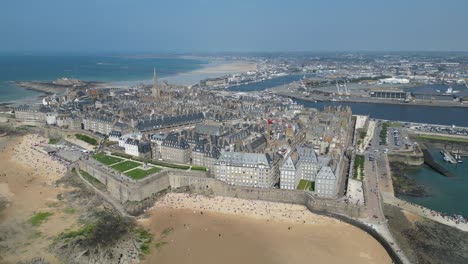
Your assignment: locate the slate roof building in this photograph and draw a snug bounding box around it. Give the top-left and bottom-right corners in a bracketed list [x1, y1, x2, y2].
[215, 152, 275, 188]
[315, 166, 338, 198]
[161, 132, 191, 164]
[192, 139, 221, 172]
[136, 112, 204, 132]
[124, 138, 151, 159]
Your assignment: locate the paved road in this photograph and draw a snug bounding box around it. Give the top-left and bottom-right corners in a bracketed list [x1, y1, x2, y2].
[360, 120, 412, 264]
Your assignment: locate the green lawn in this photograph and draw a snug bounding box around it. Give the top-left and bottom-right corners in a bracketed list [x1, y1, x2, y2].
[148, 160, 190, 170]
[297, 179, 314, 191]
[191, 166, 208, 171]
[387, 122, 404, 128]
[354, 155, 365, 180]
[417, 134, 468, 143]
[111, 160, 142, 172]
[75, 134, 98, 145]
[93, 152, 123, 165]
[111, 152, 191, 170]
[126, 167, 161, 180]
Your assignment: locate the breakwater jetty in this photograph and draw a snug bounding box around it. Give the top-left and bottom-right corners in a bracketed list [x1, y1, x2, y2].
[421, 149, 454, 177]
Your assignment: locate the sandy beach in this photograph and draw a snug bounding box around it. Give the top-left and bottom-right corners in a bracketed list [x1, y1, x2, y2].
[0, 134, 76, 264]
[189, 60, 257, 74]
[139, 193, 392, 264]
[161, 60, 257, 86]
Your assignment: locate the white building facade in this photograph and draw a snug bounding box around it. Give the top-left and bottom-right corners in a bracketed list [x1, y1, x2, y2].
[215, 152, 274, 188]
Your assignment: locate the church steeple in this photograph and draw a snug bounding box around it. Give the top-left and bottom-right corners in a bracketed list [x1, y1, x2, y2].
[152, 67, 160, 99]
[153, 67, 157, 83]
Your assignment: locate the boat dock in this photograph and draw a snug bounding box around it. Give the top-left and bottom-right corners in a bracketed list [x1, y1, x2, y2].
[421, 149, 454, 177]
[441, 150, 457, 164]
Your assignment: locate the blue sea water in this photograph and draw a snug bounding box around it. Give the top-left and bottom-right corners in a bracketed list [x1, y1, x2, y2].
[228, 77, 468, 216]
[294, 99, 468, 127]
[228, 74, 311, 92]
[0, 54, 208, 102]
[399, 149, 468, 217]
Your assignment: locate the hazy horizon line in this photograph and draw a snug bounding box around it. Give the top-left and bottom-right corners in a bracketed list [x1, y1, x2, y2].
[1, 50, 468, 57]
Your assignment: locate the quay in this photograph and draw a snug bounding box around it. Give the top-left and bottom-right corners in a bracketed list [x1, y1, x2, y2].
[441, 150, 457, 164]
[273, 90, 468, 108]
[421, 149, 454, 177]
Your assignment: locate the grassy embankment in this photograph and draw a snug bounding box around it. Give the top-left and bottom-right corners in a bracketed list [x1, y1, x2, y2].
[75, 134, 98, 146]
[380, 123, 389, 145]
[357, 130, 366, 148]
[77, 169, 106, 191]
[386, 122, 404, 127]
[354, 154, 365, 180]
[417, 134, 468, 143]
[93, 152, 123, 165]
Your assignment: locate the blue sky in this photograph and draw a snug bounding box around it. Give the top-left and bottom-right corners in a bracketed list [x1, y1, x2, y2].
[1, 0, 467, 53]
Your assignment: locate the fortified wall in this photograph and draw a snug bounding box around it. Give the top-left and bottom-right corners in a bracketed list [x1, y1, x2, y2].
[78, 159, 365, 218]
[387, 146, 424, 166]
[78, 160, 403, 263]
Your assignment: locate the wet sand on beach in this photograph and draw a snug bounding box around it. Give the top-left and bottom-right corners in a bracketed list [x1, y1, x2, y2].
[139, 194, 392, 264]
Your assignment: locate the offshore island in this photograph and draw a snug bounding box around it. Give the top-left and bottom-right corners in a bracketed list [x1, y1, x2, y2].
[1, 53, 468, 264]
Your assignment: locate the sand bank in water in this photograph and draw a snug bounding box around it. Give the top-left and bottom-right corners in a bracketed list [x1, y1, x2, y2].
[190, 61, 257, 74]
[139, 193, 392, 264]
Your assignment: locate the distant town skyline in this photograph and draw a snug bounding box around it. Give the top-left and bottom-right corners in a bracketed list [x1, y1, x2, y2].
[1, 0, 468, 53]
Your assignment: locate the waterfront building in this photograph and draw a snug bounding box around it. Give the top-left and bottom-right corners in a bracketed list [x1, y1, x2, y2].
[215, 152, 275, 188]
[57, 115, 82, 130]
[124, 138, 151, 159]
[160, 132, 191, 164]
[83, 115, 114, 135]
[149, 134, 165, 160]
[315, 166, 338, 198]
[108, 131, 122, 142]
[280, 155, 298, 190]
[297, 146, 320, 182]
[118, 133, 142, 148]
[279, 146, 331, 191]
[14, 105, 46, 125]
[136, 112, 204, 132]
[191, 140, 221, 172]
[369, 89, 407, 100]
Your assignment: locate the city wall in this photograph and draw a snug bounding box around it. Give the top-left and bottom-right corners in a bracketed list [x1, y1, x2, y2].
[388, 152, 424, 165]
[78, 160, 401, 264]
[78, 160, 365, 218]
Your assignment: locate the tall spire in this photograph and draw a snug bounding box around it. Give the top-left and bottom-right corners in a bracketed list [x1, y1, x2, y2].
[153, 67, 157, 83]
[152, 66, 160, 99]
